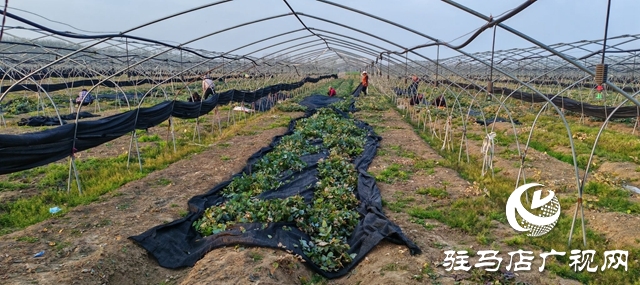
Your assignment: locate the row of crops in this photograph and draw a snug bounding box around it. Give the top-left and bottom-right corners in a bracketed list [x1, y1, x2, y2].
[194, 107, 367, 271]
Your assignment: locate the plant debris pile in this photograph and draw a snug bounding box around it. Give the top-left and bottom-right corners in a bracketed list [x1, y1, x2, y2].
[131, 99, 420, 278]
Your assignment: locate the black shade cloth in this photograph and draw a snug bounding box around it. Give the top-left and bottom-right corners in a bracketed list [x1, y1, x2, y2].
[130, 99, 421, 278]
[17, 112, 100, 127]
[476, 117, 522, 126]
[59, 111, 101, 120]
[352, 83, 364, 97]
[298, 94, 343, 109]
[503, 87, 640, 119]
[431, 80, 640, 119]
[0, 75, 337, 175]
[17, 116, 66, 126]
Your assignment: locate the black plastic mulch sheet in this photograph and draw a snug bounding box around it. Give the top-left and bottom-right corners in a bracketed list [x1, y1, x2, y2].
[0, 75, 336, 175]
[352, 83, 364, 97]
[17, 112, 101, 127]
[130, 99, 421, 279]
[298, 94, 343, 109]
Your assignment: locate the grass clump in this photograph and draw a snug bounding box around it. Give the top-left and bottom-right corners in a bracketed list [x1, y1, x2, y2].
[416, 187, 448, 198]
[375, 163, 410, 183]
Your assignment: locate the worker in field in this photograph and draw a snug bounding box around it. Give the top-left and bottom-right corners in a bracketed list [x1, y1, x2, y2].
[202, 75, 216, 100]
[327, 86, 337, 97]
[433, 94, 447, 108]
[75, 88, 94, 106]
[409, 93, 425, 106]
[408, 75, 420, 96]
[596, 84, 604, 99]
[188, 91, 202, 102]
[361, 71, 369, 96]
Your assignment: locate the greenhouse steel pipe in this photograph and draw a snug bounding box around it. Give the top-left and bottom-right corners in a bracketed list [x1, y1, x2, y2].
[579, 38, 640, 61]
[285, 49, 331, 63]
[1, 30, 133, 108]
[319, 48, 374, 66]
[0, 65, 65, 127]
[310, 28, 410, 65]
[254, 42, 327, 64]
[318, 0, 440, 43]
[292, 49, 368, 66]
[442, 46, 584, 195]
[240, 35, 318, 61]
[304, 54, 351, 69]
[321, 40, 381, 59]
[282, 0, 348, 67]
[442, 0, 640, 108]
[0, 25, 304, 72]
[260, 50, 329, 69]
[0, 1, 246, 101]
[376, 0, 535, 58]
[223, 28, 307, 55]
[600, 0, 613, 65]
[318, 35, 390, 59]
[297, 13, 445, 75]
[104, 34, 329, 109]
[74, 51, 316, 169]
[0, 2, 240, 61]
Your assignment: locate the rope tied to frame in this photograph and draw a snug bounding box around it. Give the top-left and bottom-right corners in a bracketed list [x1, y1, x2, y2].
[481, 132, 497, 177]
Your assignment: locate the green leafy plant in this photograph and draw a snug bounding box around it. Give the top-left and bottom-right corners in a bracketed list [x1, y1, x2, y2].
[194, 108, 369, 272]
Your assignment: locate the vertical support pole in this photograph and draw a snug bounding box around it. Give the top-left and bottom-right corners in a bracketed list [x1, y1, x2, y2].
[488, 26, 497, 102]
[600, 0, 612, 66]
[386, 55, 390, 80]
[569, 0, 612, 248]
[405, 53, 408, 84]
[435, 45, 440, 87]
[125, 38, 131, 78]
[170, 117, 177, 153]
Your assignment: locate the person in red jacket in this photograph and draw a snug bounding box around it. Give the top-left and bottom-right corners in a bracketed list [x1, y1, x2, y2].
[327, 86, 337, 97]
[596, 84, 604, 99]
[361, 71, 369, 95]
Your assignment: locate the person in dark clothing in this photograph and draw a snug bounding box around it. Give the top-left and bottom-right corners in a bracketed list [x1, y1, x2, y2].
[407, 75, 420, 96]
[75, 89, 94, 106]
[188, 92, 202, 102]
[410, 93, 425, 106]
[432, 94, 447, 108]
[394, 75, 420, 96]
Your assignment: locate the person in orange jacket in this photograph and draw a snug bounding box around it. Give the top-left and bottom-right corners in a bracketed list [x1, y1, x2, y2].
[361, 71, 369, 95]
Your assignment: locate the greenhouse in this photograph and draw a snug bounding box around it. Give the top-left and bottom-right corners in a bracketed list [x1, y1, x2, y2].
[0, 1, 638, 284]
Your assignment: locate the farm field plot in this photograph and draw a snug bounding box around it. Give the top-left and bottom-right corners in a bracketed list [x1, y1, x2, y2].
[2, 1, 640, 284]
[2, 83, 634, 285]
